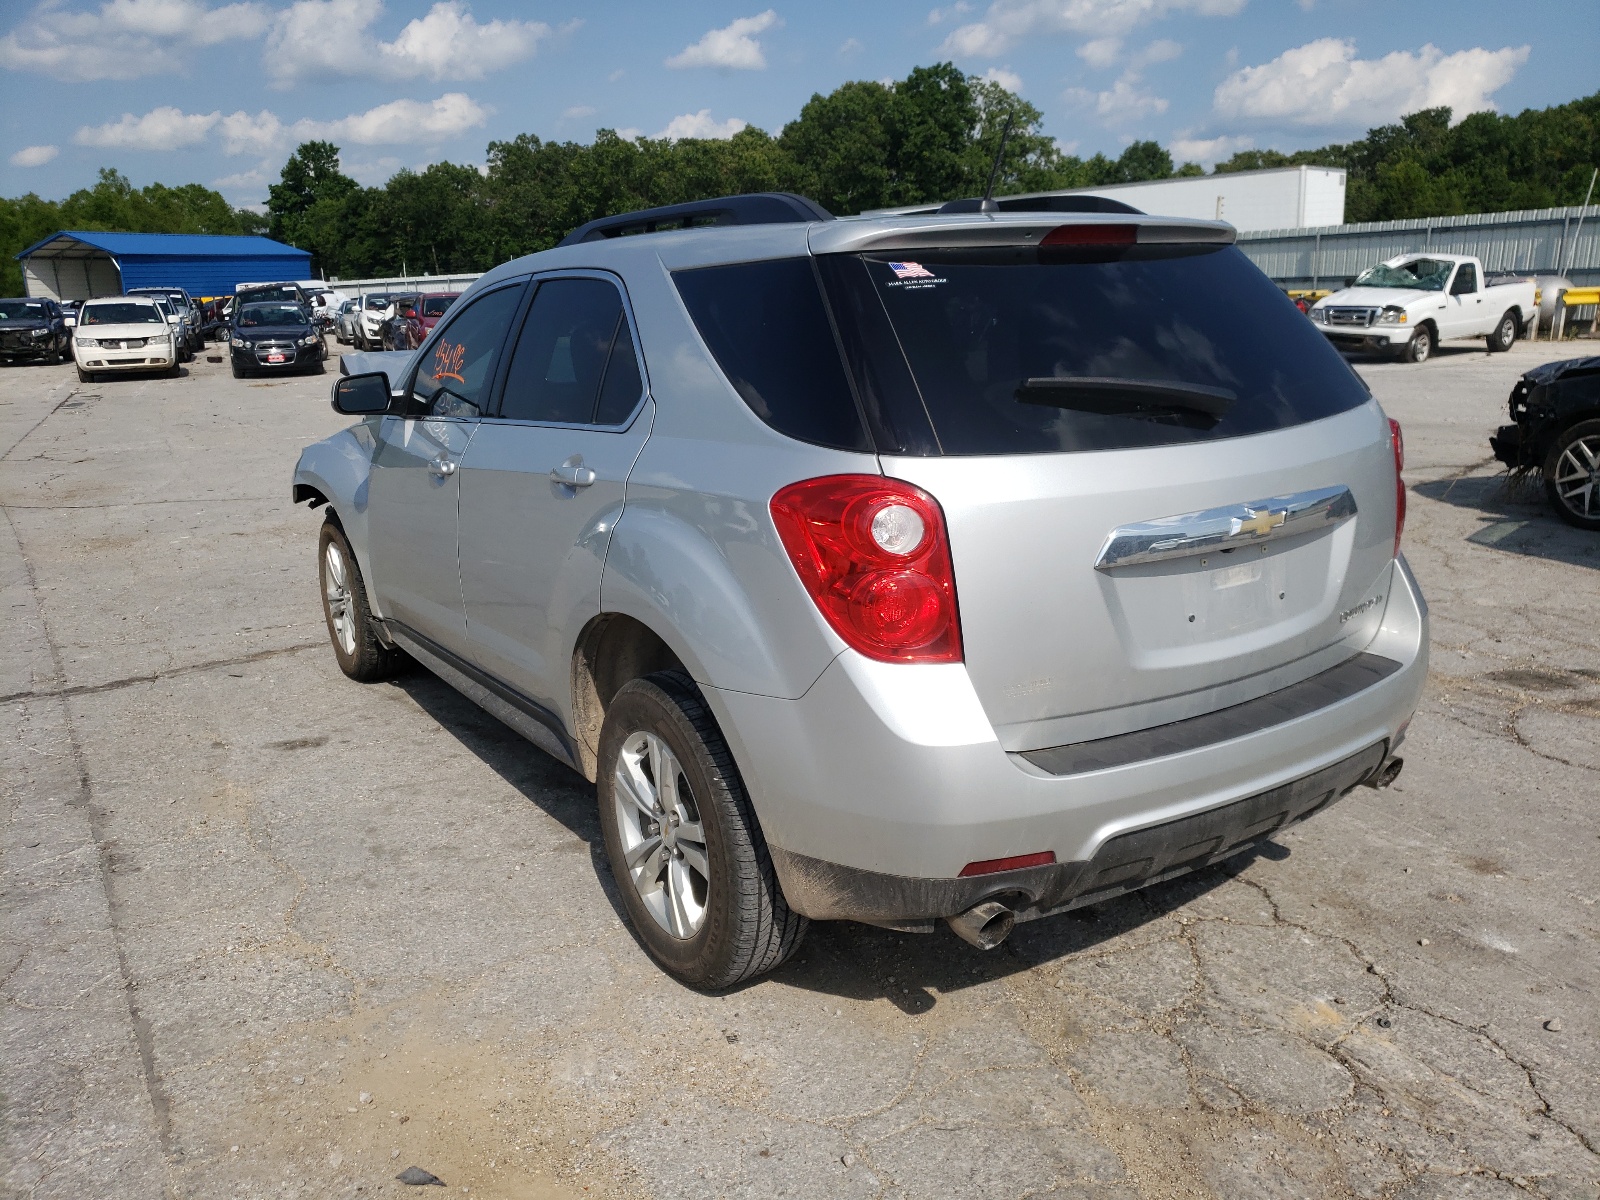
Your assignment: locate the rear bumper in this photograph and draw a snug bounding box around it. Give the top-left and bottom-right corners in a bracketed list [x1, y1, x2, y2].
[708, 556, 1427, 924]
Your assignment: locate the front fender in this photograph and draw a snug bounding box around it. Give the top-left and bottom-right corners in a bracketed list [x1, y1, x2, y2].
[292, 422, 382, 608]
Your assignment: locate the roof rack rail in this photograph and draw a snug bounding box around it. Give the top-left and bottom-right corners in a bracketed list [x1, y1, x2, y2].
[935, 195, 1144, 216]
[558, 192, 834, 248]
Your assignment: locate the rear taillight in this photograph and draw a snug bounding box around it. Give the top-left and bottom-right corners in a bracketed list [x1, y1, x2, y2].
[770, 475, 962, 664]
[1389, 417, 1406, 559]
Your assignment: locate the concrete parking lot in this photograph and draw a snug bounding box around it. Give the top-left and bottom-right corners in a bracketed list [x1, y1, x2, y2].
[3, 336, 1597, 1200]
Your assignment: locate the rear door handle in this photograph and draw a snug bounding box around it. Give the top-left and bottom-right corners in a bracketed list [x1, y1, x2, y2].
[427, 456, 456, 478]
[550, 458, 597, 488]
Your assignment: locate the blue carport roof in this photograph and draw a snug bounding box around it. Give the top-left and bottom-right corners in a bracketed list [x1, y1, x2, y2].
[16, 230, 306, 260]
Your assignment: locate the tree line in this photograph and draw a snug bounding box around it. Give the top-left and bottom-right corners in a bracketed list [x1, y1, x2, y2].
[2, 66, 1596, 293]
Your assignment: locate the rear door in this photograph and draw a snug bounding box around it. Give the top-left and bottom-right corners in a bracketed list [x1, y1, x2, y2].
[817, 241, 1401, 751]
[456, 273, 653, 717]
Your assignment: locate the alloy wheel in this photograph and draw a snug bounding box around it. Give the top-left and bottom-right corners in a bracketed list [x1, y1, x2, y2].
[1552, 434, 1600, 520]
[612, 730, 710, 939]
[323, 542, 357, 656]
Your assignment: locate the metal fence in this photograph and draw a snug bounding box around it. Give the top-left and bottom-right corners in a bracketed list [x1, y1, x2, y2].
[1237, 205, 1600, 290]
[326, 272, 482, 295]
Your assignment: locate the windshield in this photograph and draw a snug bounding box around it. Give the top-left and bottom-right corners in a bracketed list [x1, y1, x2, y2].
[365, 295, 393, 310]
[237, 304, 306, 328]
[1353, 259, 1453, 291]
[422, 295, 456, 317]
[0, 300, 47, 320]
[82, 303, 163, 325]
[154, 299, 175, 317]
[239, 285, 300, 304]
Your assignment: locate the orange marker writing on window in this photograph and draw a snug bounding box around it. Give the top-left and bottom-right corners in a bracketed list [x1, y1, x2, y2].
[433, 340, 466, 383]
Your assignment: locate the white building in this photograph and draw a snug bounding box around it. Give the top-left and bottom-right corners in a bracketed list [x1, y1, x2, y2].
[870, 165, 1347, 233]
[1057, 166, 1346, 232]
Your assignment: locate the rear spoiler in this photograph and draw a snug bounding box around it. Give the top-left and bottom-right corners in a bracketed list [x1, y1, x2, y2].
[810, 214, 1235, 255]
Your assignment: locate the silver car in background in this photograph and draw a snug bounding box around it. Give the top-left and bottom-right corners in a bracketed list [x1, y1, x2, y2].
[294, 193, 1426, 989]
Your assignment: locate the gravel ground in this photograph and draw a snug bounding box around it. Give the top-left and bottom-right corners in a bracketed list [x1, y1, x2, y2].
[2, 335, 1597, 1200]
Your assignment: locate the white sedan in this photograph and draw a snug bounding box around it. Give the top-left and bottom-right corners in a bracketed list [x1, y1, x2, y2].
[73, 297, 180, 382]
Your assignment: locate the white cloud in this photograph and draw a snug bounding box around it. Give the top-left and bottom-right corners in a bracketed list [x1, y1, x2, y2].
[91, 93, 487, 161]
[9, 144, 59, 167]
[1077, 36, 1121, 68]
[322, 93, 490, 144]
[210, 160, 275, 196]
[1214, 38, 1530, 126]
[264, 0, 549, 84]
[608, 68, 625, 81]
[562, 105, 598, 120]
[0, 0, 268, 80]
[981, 65, 1023, 91]
[218, 110, 286, 156]
[1134, 37, 1182, 67]
[926, 1, 973, 23]
[666, 11, 779, 70]
[613, 127, 644, 140]
[1065, 76, 1169, 122]
[1168, 132, 1253, 164]
[74, 107, 221, 151]
[942, 0, 1243, 58]
[838, 36, 864, 57]
[656, 110, 749, 140]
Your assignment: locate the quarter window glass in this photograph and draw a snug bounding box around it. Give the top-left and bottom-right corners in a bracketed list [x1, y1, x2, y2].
[409, 284, 524, 416]
[500, 278, 629, 424]
[595, 329, 644, 425]
[672, 258, 869, 452]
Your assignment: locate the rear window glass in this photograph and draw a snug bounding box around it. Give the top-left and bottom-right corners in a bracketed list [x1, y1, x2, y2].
[240, 285, 300, 303]
[818, 245, 1369, 455]
[672, 258, 869, 452]
[422, 295, 456, 317]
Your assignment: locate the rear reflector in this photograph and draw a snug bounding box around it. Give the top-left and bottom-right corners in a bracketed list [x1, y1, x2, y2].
[1041, 224, 1137, 247]
[958, 851, 1057, 877]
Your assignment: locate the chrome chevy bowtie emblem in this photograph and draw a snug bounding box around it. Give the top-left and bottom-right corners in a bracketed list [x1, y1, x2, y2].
[1232, 507, 1288, 537]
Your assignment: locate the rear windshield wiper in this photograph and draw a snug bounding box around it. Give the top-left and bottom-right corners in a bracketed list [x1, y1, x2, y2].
[1015, 377, 1236, 428]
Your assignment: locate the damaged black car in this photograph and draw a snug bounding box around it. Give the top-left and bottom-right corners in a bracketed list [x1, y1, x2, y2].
[1491, 356, 1600, 530]
[0, 297, 70, 365]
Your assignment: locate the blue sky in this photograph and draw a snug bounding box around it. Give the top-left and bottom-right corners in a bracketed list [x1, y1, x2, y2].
[2, 0, 1594, 208]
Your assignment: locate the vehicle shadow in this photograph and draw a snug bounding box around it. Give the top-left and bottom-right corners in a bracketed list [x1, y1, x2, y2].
[391, 665, 1271, 1010]
[761, 853, 1255, 1013]
[1413, 473, 1600, 569]
[387, 668, 637, 933]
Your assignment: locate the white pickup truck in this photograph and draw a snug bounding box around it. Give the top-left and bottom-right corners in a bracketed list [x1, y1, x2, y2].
[1309, 253, 1536, 364]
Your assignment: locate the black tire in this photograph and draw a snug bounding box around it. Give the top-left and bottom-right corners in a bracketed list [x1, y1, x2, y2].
[1487, 310, 1518, 353]
[77, 366, 94, 383]
[231, 359, 246, 379]
[165, 361, 181, 378]
[1404, 325, 1433, 363]
[317, 521, 406, 681]
[597, 672, 807, 989]
[1543, 418, 1600, 531]
[308, 356, 326, 375]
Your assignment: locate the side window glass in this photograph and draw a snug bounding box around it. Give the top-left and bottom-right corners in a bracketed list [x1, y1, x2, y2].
[500, 278, 637, 425]
[1452, 264, 1476, 294]
[407, 284, 524, 417]
[595, 327, 644, 425]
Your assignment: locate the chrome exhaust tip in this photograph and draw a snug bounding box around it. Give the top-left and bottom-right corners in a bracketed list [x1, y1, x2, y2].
[1363, 756, 1404, 789]
[946, 900, 1016, 950]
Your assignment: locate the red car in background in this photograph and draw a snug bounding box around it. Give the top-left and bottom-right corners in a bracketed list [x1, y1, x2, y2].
[417, 292, 458, 335]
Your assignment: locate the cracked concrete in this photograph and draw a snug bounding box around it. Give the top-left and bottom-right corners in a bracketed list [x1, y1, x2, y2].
[2, 340, 1597, 1199]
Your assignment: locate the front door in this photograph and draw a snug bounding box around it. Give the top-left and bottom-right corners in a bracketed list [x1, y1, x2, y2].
[1441, 262, 1480, 339]
[457, 274, 653, 720]
[365, 281, 527, 652]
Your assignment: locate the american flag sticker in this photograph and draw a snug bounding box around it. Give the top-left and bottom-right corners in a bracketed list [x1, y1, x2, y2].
[888, 261, 935, 280]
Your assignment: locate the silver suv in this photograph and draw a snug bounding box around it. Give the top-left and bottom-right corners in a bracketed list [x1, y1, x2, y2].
[294, 193, 1426, 988]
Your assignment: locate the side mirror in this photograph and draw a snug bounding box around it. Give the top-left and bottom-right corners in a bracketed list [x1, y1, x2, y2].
[332, 372, 392, 415]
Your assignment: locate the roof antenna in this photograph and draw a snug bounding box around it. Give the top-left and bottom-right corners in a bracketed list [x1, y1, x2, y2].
[979, 114, 1016, 213]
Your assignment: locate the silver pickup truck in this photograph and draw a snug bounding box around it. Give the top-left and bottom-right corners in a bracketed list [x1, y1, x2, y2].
[1309, 253, 1536, 363]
